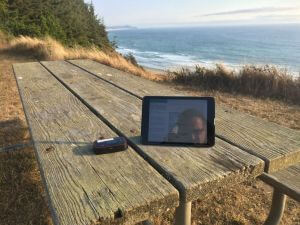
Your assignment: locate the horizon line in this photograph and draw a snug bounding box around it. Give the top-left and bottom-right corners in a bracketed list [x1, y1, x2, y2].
[107, 22, 300, 29]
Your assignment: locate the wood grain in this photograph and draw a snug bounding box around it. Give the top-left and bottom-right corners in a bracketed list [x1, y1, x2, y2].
[42, 60, 265, 203]
[13, 62, 179, 225]
[259, 163, 300, 202]
[69, 59, 300, 172]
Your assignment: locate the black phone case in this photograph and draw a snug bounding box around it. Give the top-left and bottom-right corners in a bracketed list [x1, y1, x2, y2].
[93, 137, 128, 154]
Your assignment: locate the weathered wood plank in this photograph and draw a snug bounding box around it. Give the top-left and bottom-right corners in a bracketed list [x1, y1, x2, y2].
[216, 107, 300, 172]
[13, 62, 179, 225]
[42, 60, 265, 203]
[69, 59, 300, 172]
[68, 59, 177, 97]
[259, 163, 300, 202]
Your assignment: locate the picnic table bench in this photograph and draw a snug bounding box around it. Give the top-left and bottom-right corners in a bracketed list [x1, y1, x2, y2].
[259, 163, 300, 225]
[13, 60, 300, 225]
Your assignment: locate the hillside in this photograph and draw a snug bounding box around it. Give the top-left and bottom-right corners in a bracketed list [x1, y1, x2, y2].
[0, 0, 111, 49]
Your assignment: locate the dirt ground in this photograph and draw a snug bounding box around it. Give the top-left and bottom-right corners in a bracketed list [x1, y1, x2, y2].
[0, 51, 299, 225]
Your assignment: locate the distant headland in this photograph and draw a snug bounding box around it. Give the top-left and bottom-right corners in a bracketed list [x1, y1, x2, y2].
[107, 25, 138, 31]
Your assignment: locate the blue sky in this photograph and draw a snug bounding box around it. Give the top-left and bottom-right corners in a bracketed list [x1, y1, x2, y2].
[88, 0, 300, 27]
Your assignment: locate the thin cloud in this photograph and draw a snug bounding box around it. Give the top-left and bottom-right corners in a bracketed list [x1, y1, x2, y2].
[256, 14, 300, 21]
[202, 7, 297, 17]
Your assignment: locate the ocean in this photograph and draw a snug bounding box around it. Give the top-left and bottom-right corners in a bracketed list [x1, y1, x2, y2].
[108, 24, 300, 75]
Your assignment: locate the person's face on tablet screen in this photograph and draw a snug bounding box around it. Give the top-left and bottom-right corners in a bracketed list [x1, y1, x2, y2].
[177, 109, 207, 143]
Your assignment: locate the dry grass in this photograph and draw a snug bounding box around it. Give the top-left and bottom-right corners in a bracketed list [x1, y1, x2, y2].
[170, 64, 300, 105]
[0, 33, 299, 225]
[0, 147, 53, 225]
[0, 31, 11, 48]
[1, 34, 162, 80]
[146, 179, 300, 225]
[0, 54, 32, 148]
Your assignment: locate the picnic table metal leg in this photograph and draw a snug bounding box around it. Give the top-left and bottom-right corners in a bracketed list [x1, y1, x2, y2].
[264, 189, 286, 225]
[174, 201, 191, 225]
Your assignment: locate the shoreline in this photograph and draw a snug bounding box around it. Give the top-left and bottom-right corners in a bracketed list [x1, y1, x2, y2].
[143, 66, 168, 75]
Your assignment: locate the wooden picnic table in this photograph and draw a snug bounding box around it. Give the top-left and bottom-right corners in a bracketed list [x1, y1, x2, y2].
[13, 60, 300, 225]
[40, 60, 265, 225]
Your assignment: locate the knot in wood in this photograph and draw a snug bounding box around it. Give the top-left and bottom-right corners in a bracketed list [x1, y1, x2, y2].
[45, 146, 55, 153]
[130, 129, 136, 134]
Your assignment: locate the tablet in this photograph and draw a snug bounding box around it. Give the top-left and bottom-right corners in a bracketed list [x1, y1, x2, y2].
[141, 96, 215, 147]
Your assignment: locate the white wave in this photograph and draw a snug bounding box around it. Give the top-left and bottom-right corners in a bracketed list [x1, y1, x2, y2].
[117, 47, 139, 54]
[116, 46, 300, 77]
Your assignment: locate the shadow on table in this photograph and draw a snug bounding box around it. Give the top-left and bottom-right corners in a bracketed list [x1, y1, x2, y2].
[31, 140, 93, 156]
[34, 140, 119, 156]
[71, 142, 128, 156]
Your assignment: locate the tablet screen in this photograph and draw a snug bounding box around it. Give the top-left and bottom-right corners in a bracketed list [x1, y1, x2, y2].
[148, 99, 208, 144]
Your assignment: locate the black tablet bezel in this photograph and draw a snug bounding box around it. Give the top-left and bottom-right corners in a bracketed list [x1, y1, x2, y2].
[141, 96, 215, 147]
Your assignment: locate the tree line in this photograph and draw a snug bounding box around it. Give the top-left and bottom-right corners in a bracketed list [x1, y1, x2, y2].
[0, 0, 112, 49]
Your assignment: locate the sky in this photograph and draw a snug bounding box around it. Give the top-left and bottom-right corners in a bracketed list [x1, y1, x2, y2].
[88, 0, 300, 27]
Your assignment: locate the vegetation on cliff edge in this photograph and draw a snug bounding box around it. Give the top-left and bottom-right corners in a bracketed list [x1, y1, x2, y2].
[0, 0, 111, 49]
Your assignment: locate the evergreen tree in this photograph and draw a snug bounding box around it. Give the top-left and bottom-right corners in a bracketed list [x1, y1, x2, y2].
[0, 0, 111, 49]
[0, 0, 8, 29]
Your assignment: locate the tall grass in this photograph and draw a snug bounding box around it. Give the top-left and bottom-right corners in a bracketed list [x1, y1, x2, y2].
[0, 31, 12, 48]
[170, 64, 300, 104]
[0, 34, 161, 80]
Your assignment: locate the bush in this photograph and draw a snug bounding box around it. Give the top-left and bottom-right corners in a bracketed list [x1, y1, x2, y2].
[170, 64, 300, 104]
[123, 53, 145, 71]
[124, 53, 138, 66]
